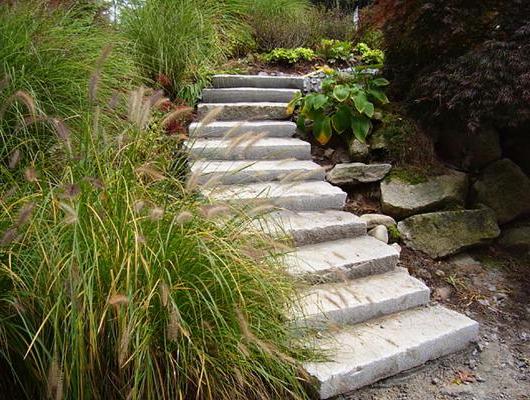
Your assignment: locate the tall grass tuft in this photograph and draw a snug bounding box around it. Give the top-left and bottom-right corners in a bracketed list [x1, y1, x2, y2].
[0, 1, 138, 175]
[121, 0, 253, 103]
[0, 85, 314, 399]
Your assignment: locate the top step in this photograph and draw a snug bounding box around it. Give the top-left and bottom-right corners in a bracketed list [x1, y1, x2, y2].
[212, 74, 305, 90]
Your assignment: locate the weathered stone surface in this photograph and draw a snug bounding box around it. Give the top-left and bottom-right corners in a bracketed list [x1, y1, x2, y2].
[360, 213, 397, 229]
[368, 225, 389, 243]
[349, 139, 370, 161]
[473, 158, 530, 224]
[397, 209, 500, 258]
[381, 171, 469, 219]
[498, 226, 530, 253]
[326, 163, 392, 185]
[437, 126, 502, 171]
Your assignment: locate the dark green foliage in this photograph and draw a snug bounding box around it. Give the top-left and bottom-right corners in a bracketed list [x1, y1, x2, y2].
[368, 0, 530, 135]
[288, 71, 389, 145]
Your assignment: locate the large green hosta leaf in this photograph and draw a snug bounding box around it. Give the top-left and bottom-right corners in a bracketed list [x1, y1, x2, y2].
[332, 85, 350, 102]
[313, 116, 332, 145]
[331, 104, 351, 133]
[351, 114, 372, 143]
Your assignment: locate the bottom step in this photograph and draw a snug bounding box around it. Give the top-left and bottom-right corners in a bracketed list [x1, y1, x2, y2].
[305, 305, 479, 399]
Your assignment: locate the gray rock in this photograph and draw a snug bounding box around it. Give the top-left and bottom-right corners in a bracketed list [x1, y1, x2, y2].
[397, 209, 500, 258]
[437, 126, 501, 170]
[368, 225, 389, 244]
[331, 148, 351, 164]
[498, 226, 530, 253]
[327, 163, 392, 185]
[381, 171, 469, 219]
[473, 158, 530, 224]
[349, 139, 370, 161]
[360, 213, 397, 229]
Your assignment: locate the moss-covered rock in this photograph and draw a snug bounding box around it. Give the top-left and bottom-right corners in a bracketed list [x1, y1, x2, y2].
[398, 209, 500, 258]
[473, 158, 530, 224]
[381, 170, 468, 219]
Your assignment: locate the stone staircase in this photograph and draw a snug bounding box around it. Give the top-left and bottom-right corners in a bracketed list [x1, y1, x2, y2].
[186, 74, 479, 399]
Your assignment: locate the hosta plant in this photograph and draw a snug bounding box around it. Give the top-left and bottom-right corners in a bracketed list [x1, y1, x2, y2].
[288, 71, 390, 145]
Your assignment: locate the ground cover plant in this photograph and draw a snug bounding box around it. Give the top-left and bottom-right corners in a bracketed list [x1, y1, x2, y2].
[262, 48, 317, 65]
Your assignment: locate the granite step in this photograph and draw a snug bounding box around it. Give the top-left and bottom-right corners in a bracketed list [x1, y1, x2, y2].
[293, 268, 430, 327]
[197, 102, 290, 121]
[191, 159, 325, 185]
[284, 236, 399, 282]
[201, 181, 347, 212]
[186, 137, 311, 161]
[188, 121, 297, 139]
[255, 210, 366, 246]
[202, 87, 300, 103]
[212, 74, 305, 89]
[304, 305, 479, 399]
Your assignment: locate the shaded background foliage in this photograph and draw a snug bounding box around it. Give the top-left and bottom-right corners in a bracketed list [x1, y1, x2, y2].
[361, 0, 530, 171]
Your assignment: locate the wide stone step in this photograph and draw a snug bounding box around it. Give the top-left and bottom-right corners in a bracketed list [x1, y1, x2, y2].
[305, 305, 479, 399]
[186, 137, 311, 161]
[191, 160, 325, 185]
[212, 74, 305, 89]
[202, 88, 300, 103]
[197, 102, 290, 121]
[284, 236, 399, 282]
[201, 181, 347, 212]
[293, 268, 430, 328]
[188, 121, 297, 139]
[255, 210, 366, 246]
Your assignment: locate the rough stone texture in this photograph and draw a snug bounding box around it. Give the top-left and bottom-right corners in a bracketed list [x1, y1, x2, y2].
[397, 209, 500, 258]
[360, 214, 397, 229]
[498, 225, 530, 253]
[212, 74, 305, 89]
[368, 225, 389, 243]
[197, 102, 290, 121]
[349, 139, 370, 161]
[304, 306, 479, 399]
[437, 126, 502, 171]
[284, 236, 399, 282]
[473, 158, 530, 224]
[381, 171, 469, 219]
[202, 181, 347, 212]
[191, 160, 325, 185]
[326, 163, 392, 185]
[293, 268, 429, 327]
[202, 88, 300, 103]
[187, 137, 311, 161]
[259, 210, 366, 246]
[188, 121, 296, 138]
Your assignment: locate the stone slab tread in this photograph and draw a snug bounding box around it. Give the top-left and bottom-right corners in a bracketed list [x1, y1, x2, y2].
[188, 121, 297, 138]
[304, 305, 479, 399]
[293, 268, 430, 327]
[284, 236, 399, 282]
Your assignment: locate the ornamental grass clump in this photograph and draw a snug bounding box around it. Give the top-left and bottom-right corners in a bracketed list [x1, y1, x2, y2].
[0, 82, 313, 399]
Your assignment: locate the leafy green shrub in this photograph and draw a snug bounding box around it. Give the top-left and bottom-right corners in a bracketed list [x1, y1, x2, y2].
[288, 71, 390, 145]
[358, 29, 385, 50]
[121, 0, 252, 102]
[317, 39, 353, 63]
[354, 43, 385, 66]
[0, 86, 312, 399]
[0, 1, 137, 167]
[262, 47, 316, 65]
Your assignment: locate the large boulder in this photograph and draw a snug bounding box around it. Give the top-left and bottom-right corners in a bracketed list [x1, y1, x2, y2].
[398, 208, 500, 258]
[381, 170, 469, 219]
[326, 163, 392, 185]
[473, 158, 530, 224]
[498, 226, 530, 253]
[437, 126, 502, 171]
